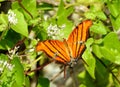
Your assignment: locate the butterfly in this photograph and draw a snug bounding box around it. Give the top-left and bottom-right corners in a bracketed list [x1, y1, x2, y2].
[36, 20, 92, 76]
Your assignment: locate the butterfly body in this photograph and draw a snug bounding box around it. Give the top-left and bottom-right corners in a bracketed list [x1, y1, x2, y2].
[36, 20, 92, 68]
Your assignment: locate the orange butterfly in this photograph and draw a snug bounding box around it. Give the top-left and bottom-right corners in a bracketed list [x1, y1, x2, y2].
[36, 20, 92, 74]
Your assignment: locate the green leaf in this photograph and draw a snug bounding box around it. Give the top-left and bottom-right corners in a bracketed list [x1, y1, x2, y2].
[96, 11, 107, 20]
[78, 71, 95, 87]
[92, 39, 103, 59]
[0, 30, 21, 50]
[0, 13, 8, 31]
[85, 11, 96, 20]
[94, 39, 103, 44]
[57, 6, 74, 25]
[100, 32, 120, 64]
[95, 59, 109, 87]
[82, 49, 96, 79]
[85, 3, 105, 20]
[12, 57, 24, 87]
[85, 38, 94, 48]
[110, 15, 120, 30]
[37, 29, 48, 40]
[109, 15, 116, 29]
[56, 0, 73, 23]
[24, 76, 30, 87]
[12, 0, 38, 20]
[12, 1, 20, 10]
[100, 46, 120, 64]
[0, 39, 13, 50]
[51, 0, 74, 39]
[58, 20, 73, 39]
[63, 6, 74, 18]
[10, 9, 28, 37]
[0, 54, 8, 60]
[37, 77, 50, 87]
[57, 0, 65, 16]
[103, 32, 120, 51]
[90, 21, 107, 35]
[57, 6, 74, 38]
[82, 38, 95, 79]
[35, 21, 48, 40]
[0, 54, 15, 87]
[92, 44, 103, 58]
[21, 0, 38, 19]
[113, 15, 120, 31]
[37, 2, 54, 10]
[107, 1, 120, 17]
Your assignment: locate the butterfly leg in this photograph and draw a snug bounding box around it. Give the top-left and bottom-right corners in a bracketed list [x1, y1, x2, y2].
[50, 67, 64, 81]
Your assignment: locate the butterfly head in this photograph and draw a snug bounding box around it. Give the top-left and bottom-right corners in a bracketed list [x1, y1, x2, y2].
[67, 58, 78, 68]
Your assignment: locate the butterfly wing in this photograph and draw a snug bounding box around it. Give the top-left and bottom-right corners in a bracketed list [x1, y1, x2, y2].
[36, 20, 92, 64]
[36, 40, 71, 64]
[67, 20, 92, 58]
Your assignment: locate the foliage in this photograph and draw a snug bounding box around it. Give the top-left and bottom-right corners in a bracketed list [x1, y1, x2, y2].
[0, 0, 120, 87]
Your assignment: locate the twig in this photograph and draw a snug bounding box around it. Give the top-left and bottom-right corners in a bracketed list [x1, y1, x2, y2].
[25, 60, 54, 75]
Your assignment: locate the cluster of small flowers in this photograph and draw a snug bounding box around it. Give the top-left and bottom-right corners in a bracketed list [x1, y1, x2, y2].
[8, 46, 19, 59]
[47, 24, 66, 39]
[0, 60, 14, 73]
[8, 10, 18, 25]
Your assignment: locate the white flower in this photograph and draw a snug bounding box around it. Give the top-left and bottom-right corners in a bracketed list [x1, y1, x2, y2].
[43, 14, 49, 21]
[8, 10, 18, 25]
[0, 60, 14, 73]
[61, 24, 66, 29]
[8, 46, 19, 59]
[7, 63, 15, 71]
[47, 24, 66, 39]
[3, 61, 7, 67]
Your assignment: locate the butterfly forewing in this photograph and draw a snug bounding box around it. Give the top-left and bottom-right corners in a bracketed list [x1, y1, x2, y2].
[67, 20, 92, 59]
[36, 40, 71, 64]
